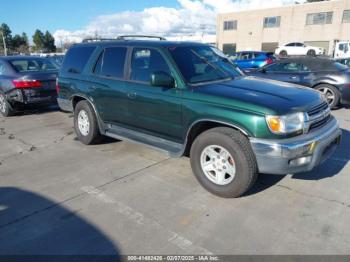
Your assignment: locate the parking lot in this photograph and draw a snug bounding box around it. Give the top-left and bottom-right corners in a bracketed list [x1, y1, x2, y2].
[0, 107, 349, 255]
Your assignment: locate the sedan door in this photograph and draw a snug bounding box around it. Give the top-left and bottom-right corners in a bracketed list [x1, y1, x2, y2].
[252, 62, 302, 84]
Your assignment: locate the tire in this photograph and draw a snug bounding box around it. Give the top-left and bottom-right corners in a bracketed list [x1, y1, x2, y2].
[74, 100, 103, 145]
[0, 91, 14, 117]
[307, 49, 316, 57]
[315, 84, 341, 109]
[279, 50, 288, 57]
[190, 127, 258, 198]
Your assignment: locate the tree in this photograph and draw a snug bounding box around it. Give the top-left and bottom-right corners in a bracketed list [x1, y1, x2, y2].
[33, 29, 45, 52]
[0, 23, 12, 55]
[43, 31, 56, 52]
[11, 33, 29, 54]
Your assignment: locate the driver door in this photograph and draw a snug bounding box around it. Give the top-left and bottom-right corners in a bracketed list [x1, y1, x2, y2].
[122, 47, 183, 142]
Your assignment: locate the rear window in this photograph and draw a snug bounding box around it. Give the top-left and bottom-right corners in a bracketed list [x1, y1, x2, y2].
[9, 58, 58, 72]
[94, 47, 127, 78]
[62, 46, 96, 74]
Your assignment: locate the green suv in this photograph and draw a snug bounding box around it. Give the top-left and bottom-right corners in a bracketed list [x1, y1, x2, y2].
[57, 37, 341, 198]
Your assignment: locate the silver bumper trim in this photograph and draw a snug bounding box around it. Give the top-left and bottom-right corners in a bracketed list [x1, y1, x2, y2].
[250, 116, 342, 174]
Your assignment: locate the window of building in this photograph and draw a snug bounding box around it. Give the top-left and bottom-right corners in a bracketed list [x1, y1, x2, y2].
[94, 47, 127, 78]
[343, 10, 350, 23]
[223, 20, 237, 31]
[263, 16, 281, 28]
[222, 43, 236, 57]
[306, 12, 333, 25]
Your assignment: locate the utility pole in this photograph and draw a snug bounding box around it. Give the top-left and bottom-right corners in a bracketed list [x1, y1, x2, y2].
[0, 29, 8, 56]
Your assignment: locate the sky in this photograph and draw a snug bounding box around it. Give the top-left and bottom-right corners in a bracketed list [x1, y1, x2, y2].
[1, 0, 303, 45]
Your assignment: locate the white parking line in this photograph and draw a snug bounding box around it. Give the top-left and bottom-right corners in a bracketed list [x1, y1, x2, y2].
[81, 186, 213, 255]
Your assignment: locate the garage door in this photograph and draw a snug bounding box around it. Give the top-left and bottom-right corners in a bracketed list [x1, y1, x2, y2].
[262, 42, 279, 52]
[304, 41, 330, 55]
[222, 43, 237, 56]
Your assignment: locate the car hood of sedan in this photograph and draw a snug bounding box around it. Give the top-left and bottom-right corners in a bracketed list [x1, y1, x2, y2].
[192, 76, 324, 115]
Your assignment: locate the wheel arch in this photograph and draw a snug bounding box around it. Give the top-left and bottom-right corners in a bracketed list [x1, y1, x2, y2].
[183, 119, 250, 157]
[70, 94, 106, 134]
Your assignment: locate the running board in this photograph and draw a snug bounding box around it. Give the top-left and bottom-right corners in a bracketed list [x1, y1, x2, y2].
[105, 124, 184, 157]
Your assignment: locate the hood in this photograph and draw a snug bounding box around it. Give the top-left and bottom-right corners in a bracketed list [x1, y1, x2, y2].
[192, 76, 324, 115]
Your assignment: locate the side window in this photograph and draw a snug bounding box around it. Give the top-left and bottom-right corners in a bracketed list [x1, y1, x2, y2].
[130, 48, 171, 83]
[94, 47, 127, 78]
[295, 43, 304, 47]
[300, 64, 310, 72]
[0, 62, 7, 76]
[286, 43, 295, 47]
[61, 46, 96, 74]
[266, 63, 300, 72]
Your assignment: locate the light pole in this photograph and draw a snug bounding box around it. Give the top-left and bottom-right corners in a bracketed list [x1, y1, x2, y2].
[0, 29, 7, 56]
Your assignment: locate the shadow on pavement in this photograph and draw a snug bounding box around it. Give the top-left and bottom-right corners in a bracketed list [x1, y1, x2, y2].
[245, 128, 349, 196]
[0, 187, 121, 259]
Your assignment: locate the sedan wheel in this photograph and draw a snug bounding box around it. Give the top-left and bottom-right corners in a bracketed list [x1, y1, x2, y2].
[316, 85, 340, 109]
[0, 93, 6, 114]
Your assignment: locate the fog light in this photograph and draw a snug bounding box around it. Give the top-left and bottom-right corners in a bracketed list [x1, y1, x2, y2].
[289, 156, 312, 167]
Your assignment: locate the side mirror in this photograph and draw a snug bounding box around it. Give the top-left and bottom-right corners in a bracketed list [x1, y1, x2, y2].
[150, 71, 175, 88]
[261, 68, 267, 73]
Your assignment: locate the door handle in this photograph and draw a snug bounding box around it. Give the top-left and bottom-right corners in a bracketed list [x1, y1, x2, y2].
[127, 92, 137, 99]
[290, 76, 297, 79]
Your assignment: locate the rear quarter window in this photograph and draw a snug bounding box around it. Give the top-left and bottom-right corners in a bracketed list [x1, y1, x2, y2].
[61, 46, 96, 74]
[94, 47, 127, 78]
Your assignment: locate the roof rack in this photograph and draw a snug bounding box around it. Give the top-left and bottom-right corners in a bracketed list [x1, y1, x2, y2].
[116, 35, 166, 41]
[82, 38, 117, 43]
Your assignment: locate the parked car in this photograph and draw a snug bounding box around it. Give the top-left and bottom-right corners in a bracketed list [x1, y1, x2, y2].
[0, 56, 59, 116]
[248, 57, 350, 109]
[57, 38, 341, 198]
[335, 58, 350, 68]
[231, 51, 275, 71]
[275, 42, 325, 57]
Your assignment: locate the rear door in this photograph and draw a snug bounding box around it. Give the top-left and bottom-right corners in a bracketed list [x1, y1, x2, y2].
[86, 46, 130, 124]
[122, 47, 183, 142]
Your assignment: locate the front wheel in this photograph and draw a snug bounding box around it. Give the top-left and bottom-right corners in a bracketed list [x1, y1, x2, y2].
[190, 127, 258, 198]
[0, 92, 14, 117]
[315, 84, 340, 109]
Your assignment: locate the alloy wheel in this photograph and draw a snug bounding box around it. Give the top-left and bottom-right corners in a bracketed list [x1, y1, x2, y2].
[200, 145, 236, 186]
[318, 87, 335, 106]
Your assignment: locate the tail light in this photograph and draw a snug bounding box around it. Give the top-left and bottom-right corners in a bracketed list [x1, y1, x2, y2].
[56, 78, 60, 94]
[12, 80, 42, 89]
[265, 57, 273, 65]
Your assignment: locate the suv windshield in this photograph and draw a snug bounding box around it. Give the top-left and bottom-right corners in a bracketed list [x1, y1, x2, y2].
[168, 46, 242, 85]
[9, 58, 59, 73]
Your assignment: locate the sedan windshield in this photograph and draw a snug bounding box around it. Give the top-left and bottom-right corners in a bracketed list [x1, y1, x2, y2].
[9, 58, 59, 73]
[168, 46, 243, 85]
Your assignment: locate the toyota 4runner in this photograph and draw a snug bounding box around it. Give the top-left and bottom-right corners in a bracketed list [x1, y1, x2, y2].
[57, 37, 341, 198]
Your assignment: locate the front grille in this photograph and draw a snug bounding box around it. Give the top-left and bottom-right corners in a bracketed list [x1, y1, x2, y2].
[307, 102, 329, 117]
[307, 101, 331, 132]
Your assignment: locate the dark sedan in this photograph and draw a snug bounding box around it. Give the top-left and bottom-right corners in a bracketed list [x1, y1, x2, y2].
[0, 56, 59, 116]
[248, 57, 350, 109]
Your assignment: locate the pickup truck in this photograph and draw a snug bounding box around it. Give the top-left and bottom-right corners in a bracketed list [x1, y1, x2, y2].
[57, 37, 341, 198]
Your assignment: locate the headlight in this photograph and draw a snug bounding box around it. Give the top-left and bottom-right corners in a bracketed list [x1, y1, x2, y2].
[266, 112, 305, 134]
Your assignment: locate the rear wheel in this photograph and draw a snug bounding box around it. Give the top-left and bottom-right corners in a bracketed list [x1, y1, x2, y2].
[315, 84, 340, 109]
[0, 92, 14, 117]
[74, 100, 103, 144]
[190, 127, 258, 198]
[307, 49, 316, 57]
[279, 50, 288, 57]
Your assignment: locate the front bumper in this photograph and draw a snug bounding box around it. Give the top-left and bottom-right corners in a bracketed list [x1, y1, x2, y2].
[250, 116, 341, 175]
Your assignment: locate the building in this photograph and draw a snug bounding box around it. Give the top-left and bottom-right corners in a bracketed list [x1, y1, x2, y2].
[217, 0, 350, 56]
